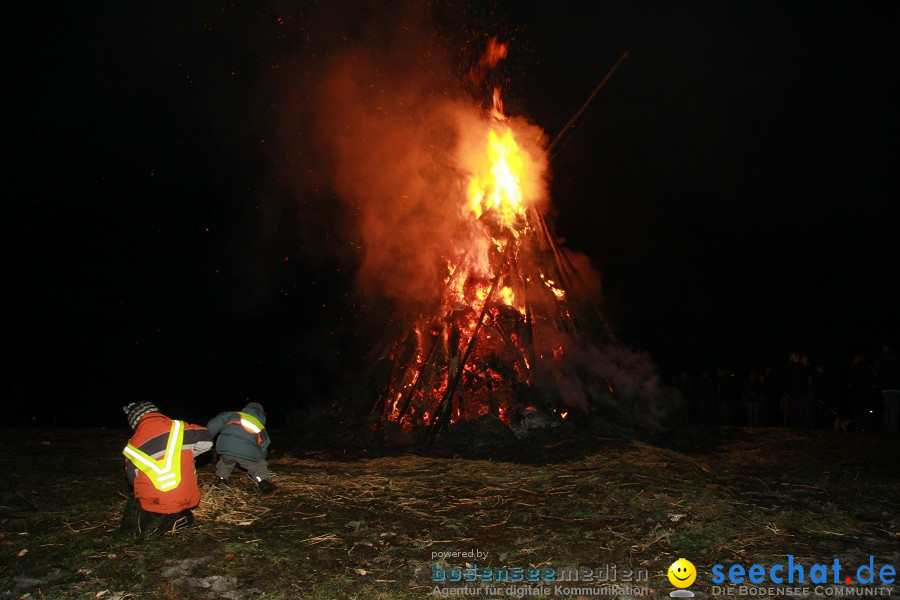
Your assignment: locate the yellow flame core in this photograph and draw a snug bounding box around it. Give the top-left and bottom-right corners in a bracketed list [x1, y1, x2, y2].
[467, 126, 527, 229]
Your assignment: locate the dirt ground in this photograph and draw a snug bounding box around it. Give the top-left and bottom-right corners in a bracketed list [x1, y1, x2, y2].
[1, 425, 897, 599]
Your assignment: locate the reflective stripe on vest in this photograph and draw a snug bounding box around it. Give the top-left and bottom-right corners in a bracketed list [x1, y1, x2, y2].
[224, 412, 264, 445]
[123, 420, 184, 491]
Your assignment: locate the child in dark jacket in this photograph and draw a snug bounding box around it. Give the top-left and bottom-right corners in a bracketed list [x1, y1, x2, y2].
[207, 402, 276, 492]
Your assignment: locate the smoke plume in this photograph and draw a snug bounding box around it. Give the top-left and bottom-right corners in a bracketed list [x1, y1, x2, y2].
[310, 12, 466, 312]
[276, 1, 676, 432]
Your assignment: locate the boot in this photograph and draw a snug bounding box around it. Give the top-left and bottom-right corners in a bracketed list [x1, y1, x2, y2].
[158, 509, 194, 533]
[257, 479, 277, 493]
[119, 498, 142, 534]
[139, 511, 164, 536]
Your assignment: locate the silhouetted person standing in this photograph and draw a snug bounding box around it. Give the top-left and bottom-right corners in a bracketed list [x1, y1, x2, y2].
[811, 363, 838, 429]
[782, 352, 810, 427]
[847, 353, 876, 432]
[875, 346, 899, 433]
[715, 369, 738, 426]
[743, 372, 764, 427]
[761, 366, 778, 426]
[695, 372, 715, 426]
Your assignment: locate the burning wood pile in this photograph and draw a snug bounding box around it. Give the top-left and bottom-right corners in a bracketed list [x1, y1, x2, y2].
[306, 30, 670, 445]
[354, 40, 620, 444]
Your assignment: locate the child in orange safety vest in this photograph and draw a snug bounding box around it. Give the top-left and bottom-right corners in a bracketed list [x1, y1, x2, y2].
[207, 402, 276, 493]
[120, 402, 213, 535]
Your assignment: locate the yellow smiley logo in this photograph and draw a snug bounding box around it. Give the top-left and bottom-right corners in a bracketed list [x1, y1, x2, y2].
[667, 558, 697, 588]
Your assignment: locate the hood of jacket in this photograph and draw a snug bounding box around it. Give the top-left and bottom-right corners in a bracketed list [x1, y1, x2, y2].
[242, 402, 266, 425]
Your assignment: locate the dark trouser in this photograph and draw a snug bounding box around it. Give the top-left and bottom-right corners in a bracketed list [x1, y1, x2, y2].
[120, 498, 194, 536]
[883, 390, 899, 433]
[746, 402, 761, 426]
[789, 394, 804, 427]
[215, 453, 270, 482]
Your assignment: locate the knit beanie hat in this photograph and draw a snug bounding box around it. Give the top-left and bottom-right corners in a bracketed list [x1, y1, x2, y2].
[123, 401, 159, 430]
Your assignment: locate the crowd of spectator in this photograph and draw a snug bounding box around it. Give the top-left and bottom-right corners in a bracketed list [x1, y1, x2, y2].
[672, 345, 899, 433]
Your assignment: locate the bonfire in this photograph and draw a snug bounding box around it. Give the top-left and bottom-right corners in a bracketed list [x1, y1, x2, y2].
[358, 39, 622, 443]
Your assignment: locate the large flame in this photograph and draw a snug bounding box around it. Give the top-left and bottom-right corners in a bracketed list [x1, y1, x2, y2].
[466, 125, 527, 229]
[463, 80, 537, 236]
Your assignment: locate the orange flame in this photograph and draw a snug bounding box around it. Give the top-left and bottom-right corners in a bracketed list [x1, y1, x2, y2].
[468, 37, 509, 87]
[540, 274, 566, 300]
[482, 37, 508, 69]
[490, 87, 506, 121]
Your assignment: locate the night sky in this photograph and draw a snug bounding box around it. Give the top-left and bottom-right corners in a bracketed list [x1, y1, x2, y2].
[12, 1, 899, 426]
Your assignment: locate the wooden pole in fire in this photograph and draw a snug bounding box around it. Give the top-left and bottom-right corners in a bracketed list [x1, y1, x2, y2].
[533, 51, 629, 344]
[544, 50, 630, 159]
[535, 208, 618, 344]
[426, 255, 508, 445]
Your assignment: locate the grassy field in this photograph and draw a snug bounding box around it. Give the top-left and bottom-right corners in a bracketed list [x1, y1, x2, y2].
[1, 425, 898, 599]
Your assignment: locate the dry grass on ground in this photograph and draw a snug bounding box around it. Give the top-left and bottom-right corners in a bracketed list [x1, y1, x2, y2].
[0, 426, 898, 599]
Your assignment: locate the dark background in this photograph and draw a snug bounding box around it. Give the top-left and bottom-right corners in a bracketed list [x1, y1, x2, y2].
[10, 1, 898, 426]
